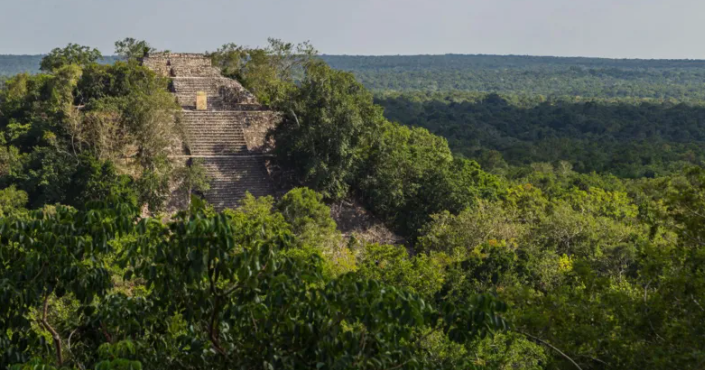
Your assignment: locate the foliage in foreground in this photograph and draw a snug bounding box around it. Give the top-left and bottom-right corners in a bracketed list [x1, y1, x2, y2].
[0, 194, 508, 369]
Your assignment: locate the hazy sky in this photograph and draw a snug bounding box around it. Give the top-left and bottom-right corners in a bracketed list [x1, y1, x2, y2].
[1, 0, 703, 58]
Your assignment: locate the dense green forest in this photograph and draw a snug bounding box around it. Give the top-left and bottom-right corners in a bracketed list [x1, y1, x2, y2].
[377, 92, 705, 178]
[2, 40, 705, 370]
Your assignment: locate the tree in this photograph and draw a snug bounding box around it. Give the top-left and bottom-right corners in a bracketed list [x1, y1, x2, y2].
[0, 202, 137, 367]
[1, 56, 180, 211]
[40, 44, 102, 72]
[276, 187, 336, 238]
[274, 61, 385, 199]
[2, 197, 509, 369]
[275, 188, 349, 274]
[114, 38, 156, 61]
[173, 157, 211, 205]
[208, 38, 316, 106]
[0, 185, 27, 216]
[119, 202, 507, 369]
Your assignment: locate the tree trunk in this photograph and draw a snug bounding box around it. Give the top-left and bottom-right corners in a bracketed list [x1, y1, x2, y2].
[40, 294, 63, 366]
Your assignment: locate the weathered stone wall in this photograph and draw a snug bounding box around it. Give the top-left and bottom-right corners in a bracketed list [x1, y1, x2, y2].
[166, 158, 191, 212]
[142, 53, 213, 67]
[241, 111, 281, 153]
[142, 53, 216, 78]
[172, 78, 258, 108]
[219, 80, 258, 105]
[171, 66, 222, 78]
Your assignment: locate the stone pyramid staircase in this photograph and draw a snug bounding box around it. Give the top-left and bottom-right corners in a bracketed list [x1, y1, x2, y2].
[202, 156, 274, 209]
[181, 111, 248, 156]
[142, 53, 277, 210]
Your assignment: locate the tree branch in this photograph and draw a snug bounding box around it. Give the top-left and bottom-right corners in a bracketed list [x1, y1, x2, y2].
[209, 297, 226, 356]
[519, 331, 583, 370]
[40, 293, 64, 366]
[100, 321, 114, 344]
[289, 109, 301, 128]
[692, 294, 705, 312]
[385, 359, 411, 370]
[222, 283, 241, 298]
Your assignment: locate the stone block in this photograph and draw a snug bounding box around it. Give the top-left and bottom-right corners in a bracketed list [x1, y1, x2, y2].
[196, 91, 207, 110]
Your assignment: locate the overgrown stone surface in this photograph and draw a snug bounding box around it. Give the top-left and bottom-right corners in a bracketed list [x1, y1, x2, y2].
[142, 52, 277, 210]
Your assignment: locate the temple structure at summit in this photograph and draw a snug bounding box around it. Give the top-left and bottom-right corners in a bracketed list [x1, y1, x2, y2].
[141, 53, 278, 210]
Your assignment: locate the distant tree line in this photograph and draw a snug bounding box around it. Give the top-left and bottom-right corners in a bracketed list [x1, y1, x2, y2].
[5, 53, 705, 102]
[0, 55, 119, 76]
[323, 54, 705, 102]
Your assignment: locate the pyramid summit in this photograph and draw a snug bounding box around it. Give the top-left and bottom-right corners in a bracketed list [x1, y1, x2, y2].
[142, 52, 278, 210]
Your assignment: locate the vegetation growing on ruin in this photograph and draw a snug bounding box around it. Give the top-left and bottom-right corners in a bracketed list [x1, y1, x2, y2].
[0, 42, 183, 212]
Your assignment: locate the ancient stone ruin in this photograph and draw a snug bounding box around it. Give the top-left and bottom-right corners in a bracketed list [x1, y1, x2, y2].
[141, 53, 278, 210]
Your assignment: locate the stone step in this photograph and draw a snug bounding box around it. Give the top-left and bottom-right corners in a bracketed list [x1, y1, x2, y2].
[187, 139, 247, 144]
[199, 156, 274, 210]
[180, 112, 251, 125]
[187, 143, 247, 148]
[183, 126, 244, 132]
[206, 174, 266, 180]
[184, 132, 246, 138]
[181, 110, 249, 156]
[177, 97, 268, 111]
[186, 135, 244, 140]
[183, 130, 246, 135]
[181, 120, 249, 126]
[209, 180, 271, 187]
[204, 164, 266, 171]
[187, 141, 247, 146]
[181, 111, 262, 117]
[184, 133, 246, 139]
[171, 66, 222, 78]
[182, 122, 247, 127]
[208, 181, 271, 186]
[186, 147, 247, 157]
[185, 138, 246, 143]
[182, 126, 246, 130]
[172, 78, 226, 95]
[187, 145, 247, 150]
[183, 126, 246, 131]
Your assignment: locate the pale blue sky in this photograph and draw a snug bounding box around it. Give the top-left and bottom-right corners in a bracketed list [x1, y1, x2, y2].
[1, 0, 703, 58]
